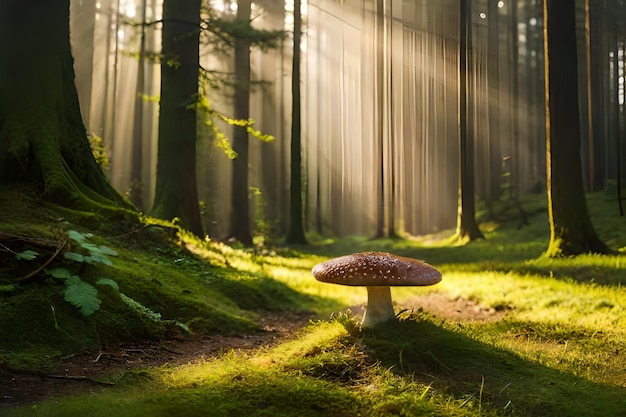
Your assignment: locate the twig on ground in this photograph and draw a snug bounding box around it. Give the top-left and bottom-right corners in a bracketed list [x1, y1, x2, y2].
[16, 237, 69, 283]
[46, 375, 115, 385]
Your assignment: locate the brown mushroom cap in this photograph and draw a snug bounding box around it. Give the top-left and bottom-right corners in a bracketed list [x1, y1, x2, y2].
[312, 251, 442, 287]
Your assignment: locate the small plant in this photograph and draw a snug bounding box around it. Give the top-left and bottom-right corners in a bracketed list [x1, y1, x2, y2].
[13, 230, 191, 333]
[14, 249, 39, 261]
[44, 230, 118, 316]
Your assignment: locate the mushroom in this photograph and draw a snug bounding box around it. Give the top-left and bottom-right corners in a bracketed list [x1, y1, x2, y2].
[312, 251, 442, 328]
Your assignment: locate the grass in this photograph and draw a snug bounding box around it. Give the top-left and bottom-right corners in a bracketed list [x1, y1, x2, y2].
[2, 189, 626, 416]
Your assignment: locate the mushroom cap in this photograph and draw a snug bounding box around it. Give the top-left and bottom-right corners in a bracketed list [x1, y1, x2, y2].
[312, 251, 442, 287]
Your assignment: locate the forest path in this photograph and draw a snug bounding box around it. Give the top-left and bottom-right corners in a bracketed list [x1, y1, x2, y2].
[0, 293, 505, 406]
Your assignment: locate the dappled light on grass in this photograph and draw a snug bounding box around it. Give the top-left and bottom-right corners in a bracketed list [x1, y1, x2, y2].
[185, 238, 369, 316]
[5, 298, 626, 417]
[157, 313, 626, 417]
[426, 270, 626, 334]
[163, 321, 349, 388]
[525, 254, 626, 285]
[3, 193, 626, 416]
[151, 320, 506, 417]
[359, 314, 626, 416]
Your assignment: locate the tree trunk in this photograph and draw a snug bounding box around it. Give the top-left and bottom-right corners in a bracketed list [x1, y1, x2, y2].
[592, 4, 609, 189]
[150, 0, 204, 237]
[0, 0, 128, 210]
[457, 0, 484, 243]
[229, 0, 253, 245]
[374, 0, 386, 239]
[128, 0, 147, 209]
[486, 0, 502, 215]
[509, 0, 521, 199]
[286, 0, 307, 244]
[543, 0, 611, 257]
[70, 0, 96, 127]
[581, 0, 595, 192]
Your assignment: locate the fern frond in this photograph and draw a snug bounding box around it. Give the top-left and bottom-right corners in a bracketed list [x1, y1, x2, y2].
[46, 267, 74, 280]
[64, 280, 101, 316]
[96, 278, 119, 291]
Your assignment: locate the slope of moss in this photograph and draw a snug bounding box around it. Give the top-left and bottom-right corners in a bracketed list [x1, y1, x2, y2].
[0, 184, 310, 372]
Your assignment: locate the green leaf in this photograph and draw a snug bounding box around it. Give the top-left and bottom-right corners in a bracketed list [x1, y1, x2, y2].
[79, 242, 99, 252]
[64, 280, 101, 316]
[82, 243, 118, 258]
[68, 230, 86, 244]
[85, 254, 113, 266]
[65, 275, 81, 285]
[64, 252, 85, 263]
[97, 245, 118, 257]
[15, 250, 39, 261]
[96, 278, 119, 291]
[78, 241, 118, 259]
[46, 267, 74, 280]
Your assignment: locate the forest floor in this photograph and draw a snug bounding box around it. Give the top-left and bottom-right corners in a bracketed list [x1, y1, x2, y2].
[0, 293, 505, 406]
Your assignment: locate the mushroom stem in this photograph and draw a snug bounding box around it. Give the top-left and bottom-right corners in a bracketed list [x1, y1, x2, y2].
[362, 286, 396, 328]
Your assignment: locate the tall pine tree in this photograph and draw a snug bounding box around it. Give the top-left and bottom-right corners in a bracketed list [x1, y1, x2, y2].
[151, 0, 204, 237]
[286, 0, 307, 244]
[543, 0, 611, 256]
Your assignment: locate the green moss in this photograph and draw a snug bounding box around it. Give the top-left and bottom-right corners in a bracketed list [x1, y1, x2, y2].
[0, 281, 168, 371]
[0, 186, 312, 371]
[2, 188, 626, 416]
[353, 315, 626, 417]
[4, 368, 362, 417]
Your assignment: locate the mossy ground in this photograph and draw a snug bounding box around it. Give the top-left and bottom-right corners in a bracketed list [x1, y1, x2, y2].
[0, 184, 317, 372]
[1, 186, 626, 416]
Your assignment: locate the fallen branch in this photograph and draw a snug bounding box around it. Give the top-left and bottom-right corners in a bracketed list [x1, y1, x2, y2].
[0, 232, 61, 250]
[15, 237, 69, 284]
[106, 223, 178, 240]
[46, 374, 115, 385]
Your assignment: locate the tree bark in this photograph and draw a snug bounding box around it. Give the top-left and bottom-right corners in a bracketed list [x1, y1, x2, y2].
[229, 0, 253, 245]
[70, 0, 96, 126]
[150, 0, 204, 237]
[129, 0, 148, 209]
[374, 0, 386, 239]
[509, 0, 521, 199]
[591, 4, 609, 190]
[457, 0, 484, 243]
[286, 0, 307, 244]
[0, 0, 128, 210]
[543, 0, 611, 257]
[486, 0, 502, 214]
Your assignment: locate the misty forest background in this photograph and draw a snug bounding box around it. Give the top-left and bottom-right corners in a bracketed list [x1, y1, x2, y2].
[67, 0, 625, 245]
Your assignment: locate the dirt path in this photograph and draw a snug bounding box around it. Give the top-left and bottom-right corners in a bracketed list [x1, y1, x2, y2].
[0, 294, 507, 406]
[0, 310, 313, 406]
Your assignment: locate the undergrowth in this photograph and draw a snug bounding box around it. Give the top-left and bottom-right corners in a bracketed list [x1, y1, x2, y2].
[0, 186, 315, 372]
[1, 187, 626, 416]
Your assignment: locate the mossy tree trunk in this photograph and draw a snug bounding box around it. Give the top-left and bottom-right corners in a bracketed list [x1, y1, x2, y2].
[150, 0, 204, 237]
[543, 0, 611, 257]
[0, 1, 128, 210]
